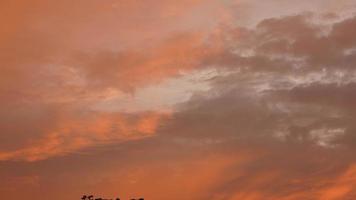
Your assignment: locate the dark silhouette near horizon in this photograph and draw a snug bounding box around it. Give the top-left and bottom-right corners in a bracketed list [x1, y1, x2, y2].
[81, 195, 142, 200]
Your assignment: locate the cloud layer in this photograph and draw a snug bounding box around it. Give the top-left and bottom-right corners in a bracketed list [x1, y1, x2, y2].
[1, 0, 356, 199]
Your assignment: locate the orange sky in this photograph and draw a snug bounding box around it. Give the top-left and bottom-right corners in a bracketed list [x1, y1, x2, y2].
[1, 0, 356, 199]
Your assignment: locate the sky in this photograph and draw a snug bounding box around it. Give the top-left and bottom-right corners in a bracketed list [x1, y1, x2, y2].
[1, 0, 356, 199]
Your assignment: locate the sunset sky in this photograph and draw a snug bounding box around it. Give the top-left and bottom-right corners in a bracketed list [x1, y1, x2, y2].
[1, 0, 356, 199]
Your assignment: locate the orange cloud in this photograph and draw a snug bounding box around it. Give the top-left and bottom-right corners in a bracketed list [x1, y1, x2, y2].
[81, 153, 253, 200]
[76, 32, 222, 92]
[318, 164, 356, 200]
[2, 1, 356, 200]
[0, 112, 171, 162]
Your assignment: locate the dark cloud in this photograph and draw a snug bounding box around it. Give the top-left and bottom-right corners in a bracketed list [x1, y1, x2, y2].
[208, 13, 356, 74]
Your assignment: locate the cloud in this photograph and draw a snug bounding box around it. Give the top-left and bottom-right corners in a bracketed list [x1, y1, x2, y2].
[0, 112, 170, 161]
[1, 1, 356, 200]
[0, 0, 225, 161]
[71, 32, 222, 92]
